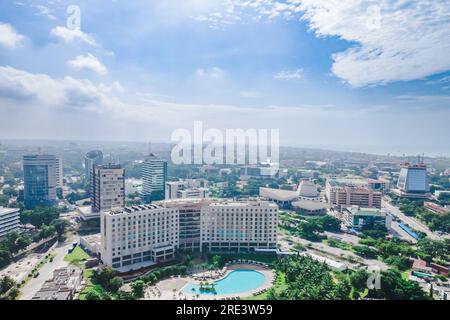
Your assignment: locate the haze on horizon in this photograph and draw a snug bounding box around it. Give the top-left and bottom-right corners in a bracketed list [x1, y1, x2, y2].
[0, 1, 449, 157]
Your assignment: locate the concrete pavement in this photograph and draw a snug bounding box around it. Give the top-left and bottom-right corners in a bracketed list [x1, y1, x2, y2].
[383, 201, 443, 241]
[19, 235, 75, 300]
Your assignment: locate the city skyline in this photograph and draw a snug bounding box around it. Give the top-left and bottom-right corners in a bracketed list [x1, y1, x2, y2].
[0, 1, 450, 155]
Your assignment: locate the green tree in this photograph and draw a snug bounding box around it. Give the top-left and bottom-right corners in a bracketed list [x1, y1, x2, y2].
[0, 276, 16, 295]
[368, 269, 430, 300]
[131, 280, 146, 299]
[417, 239, 448, 262]
[21, 207, 59, 227]
[51, 219, 69, 240]
[108, 276, 123, 293]
[85, 290, 102, 300]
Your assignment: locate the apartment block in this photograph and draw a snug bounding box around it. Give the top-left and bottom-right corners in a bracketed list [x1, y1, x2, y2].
[326, 179, 382, 209]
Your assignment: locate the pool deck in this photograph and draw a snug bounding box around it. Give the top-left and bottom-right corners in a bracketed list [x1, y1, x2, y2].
[144, 264, 275, 300]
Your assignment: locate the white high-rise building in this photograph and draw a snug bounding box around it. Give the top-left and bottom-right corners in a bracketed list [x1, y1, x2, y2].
[100, 204, 179, 269]
[92, 164, 125, 213]
[200, 200, 278, 253]
[55, 156, 63, 188]
[100, 199, 279, 270]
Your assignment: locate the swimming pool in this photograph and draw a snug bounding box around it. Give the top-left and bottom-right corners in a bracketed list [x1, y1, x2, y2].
[183, 269, 267, 296]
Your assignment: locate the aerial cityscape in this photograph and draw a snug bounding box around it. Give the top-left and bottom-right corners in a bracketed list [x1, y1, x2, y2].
[0, 0, 450, 305]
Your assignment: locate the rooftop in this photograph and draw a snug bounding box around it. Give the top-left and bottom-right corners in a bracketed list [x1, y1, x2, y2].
[259, 187, 299, 201]
[346, 206, 385, 217]
[107, 204, 163, 215]
[0, 207, 20, 216]
[292, 200, 329, 211]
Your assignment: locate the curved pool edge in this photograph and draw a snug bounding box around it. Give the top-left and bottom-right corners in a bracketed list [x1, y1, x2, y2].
[181, 264, 275, 299]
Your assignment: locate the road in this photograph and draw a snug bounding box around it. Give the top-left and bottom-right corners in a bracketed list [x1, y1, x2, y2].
[19, 235, 76, 300]
[382, 200, 443, 241]
[389, 221, 418, 243]
[280, 232, 388, 271]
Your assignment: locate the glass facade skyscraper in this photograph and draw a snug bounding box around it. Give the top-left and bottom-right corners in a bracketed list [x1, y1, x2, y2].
[23, 154, 57, 208]
[142, 154, 168, 203]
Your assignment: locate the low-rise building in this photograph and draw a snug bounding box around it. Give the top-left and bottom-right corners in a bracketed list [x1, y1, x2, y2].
[292, 200, 329, 215]
[32, 267, 83, 300]
[342, 206, 390, 231]
[424, 202, 450, 214]
[0, 207, 20, 238]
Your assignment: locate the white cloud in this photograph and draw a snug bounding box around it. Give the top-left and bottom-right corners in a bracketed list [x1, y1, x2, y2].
[33, 5, 56, 20]
[240, 91, 263, 98]
[51, 26, 97, 46]
[0, 66, 117, 109]
[195, 67, 225, 79]
[0, 23, 24, 49]
[295, 0, 450, 87]
[68, 53, 108, 75]
[274, 69, 303, 81]
[196, 0, 450, 87]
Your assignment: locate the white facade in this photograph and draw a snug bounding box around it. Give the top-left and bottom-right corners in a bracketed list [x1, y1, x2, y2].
[165, 180, 209, 200]
[55, 156, 63, 188]
[91, 164, 125, 213]
[200, 200, 278, 253]
[0, 207, 20, 238]
[100, 199, 279, 270]
[100, 204, 179, 269]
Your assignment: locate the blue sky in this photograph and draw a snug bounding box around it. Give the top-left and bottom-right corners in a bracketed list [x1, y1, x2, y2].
[0, 0, 450, 156]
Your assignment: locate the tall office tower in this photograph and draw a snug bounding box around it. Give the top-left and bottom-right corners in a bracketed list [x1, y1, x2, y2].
[91, 164, 125, 213]
[142, 154, 167, 203]
[84, 150, 103, 182]
[23, 154, 58, 208]
[396, 162, 429, 198]
[100, 204, 179, 269]
[55, 156, 63, 188]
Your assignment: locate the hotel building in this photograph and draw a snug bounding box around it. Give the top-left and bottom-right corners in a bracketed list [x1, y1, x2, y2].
[200, 200, 278, 253]
[157, 198, 209, 252]
[100, 204, 179, 269]
[100, 199, 279, 270]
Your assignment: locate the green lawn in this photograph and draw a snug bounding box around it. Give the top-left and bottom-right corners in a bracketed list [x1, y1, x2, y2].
[64, 246, 90, 262]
